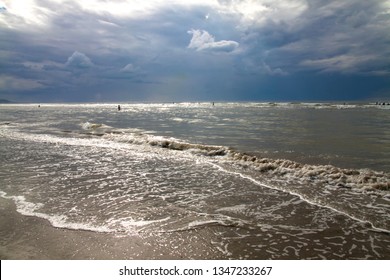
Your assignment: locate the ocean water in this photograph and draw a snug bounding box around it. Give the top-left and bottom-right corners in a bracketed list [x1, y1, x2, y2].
[0, 102, 389, 259]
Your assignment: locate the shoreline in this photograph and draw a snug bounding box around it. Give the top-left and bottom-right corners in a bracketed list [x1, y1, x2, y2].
[2, 195, 390, 260]
[0, 197, 224, 260]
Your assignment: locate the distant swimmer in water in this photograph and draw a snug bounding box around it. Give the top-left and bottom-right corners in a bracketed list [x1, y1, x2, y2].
[118, 105, 121, 111]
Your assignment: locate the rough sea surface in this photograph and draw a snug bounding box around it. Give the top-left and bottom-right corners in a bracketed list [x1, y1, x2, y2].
[0, 102, 389, 259]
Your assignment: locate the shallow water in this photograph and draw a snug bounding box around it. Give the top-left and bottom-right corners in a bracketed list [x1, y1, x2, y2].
[0, 102, 389, 259]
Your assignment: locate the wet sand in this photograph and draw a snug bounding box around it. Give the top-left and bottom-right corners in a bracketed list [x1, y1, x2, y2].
[2, 195, 390, 260]
[0, 197, 224, 260]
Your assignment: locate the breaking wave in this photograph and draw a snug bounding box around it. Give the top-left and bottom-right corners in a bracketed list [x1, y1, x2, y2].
[104, 130, 390, 192]
[3, 122, 389, 193]
[100, 129, 390, 232]
[226, 151, 390, 191]
[1, 121, 389, 234]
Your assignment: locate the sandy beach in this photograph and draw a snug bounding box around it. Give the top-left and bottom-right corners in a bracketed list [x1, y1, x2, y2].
[0, 197, 226, 260]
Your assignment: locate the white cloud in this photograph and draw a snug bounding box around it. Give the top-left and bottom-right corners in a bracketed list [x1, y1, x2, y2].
[0, 0, 55, 27]
[0, 0, 308, 30]
[0, 3, 6, 11]
[65, 51, 94, 68]
[76, 0, 218, 19]
[217, 0, 308, 29]
[187, 29, 239, 52]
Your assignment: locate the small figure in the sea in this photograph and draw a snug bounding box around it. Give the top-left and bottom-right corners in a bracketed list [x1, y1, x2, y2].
[212, 102, 214, 106]
[118, 105, 121, 111]
[38, 104, 40, 108]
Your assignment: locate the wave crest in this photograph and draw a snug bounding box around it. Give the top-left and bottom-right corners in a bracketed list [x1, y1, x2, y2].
[228, 151, 389, 191]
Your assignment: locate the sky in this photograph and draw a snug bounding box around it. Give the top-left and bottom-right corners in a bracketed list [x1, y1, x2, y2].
[0, 0, 390, 102]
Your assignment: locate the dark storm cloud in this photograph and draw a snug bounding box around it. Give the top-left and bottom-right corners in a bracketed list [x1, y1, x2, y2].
[0, 0, 389, 102]
[244, 0, 390, 75]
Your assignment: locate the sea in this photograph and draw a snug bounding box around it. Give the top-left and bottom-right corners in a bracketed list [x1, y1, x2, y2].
[0, 102, 389, 259]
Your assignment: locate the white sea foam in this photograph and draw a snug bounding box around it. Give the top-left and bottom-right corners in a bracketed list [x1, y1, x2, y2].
[216, 204, 248, 214]
[2, 121, 389, 234]
[0, 191, 113, 233]
[227, 151, 390, 191]
[81, 121, 103, 130]
[2, 119, 388, 192]
[207, 162, 390, 234]
[171, 117, 186, 123]
[188, 220, 223, 228]
[116, 217, 171, 232]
